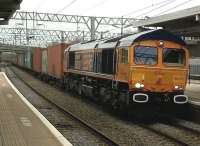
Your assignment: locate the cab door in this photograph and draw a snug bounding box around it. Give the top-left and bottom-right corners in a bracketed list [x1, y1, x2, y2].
[115, 47, 129, 82]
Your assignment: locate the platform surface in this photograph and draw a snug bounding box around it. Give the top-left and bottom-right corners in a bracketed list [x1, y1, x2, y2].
[0, 72, 72, 146]
[186, 80, 200, 103]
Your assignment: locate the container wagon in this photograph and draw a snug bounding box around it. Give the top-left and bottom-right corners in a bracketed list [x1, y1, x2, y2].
[47, 43, 70, 84]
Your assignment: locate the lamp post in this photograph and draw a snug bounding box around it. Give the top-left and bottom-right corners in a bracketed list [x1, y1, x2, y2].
[25, 11, 32, 68]
[121, 16, 124, 36]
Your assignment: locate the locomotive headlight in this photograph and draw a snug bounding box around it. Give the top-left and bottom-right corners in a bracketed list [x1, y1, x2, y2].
[135, 83, 141, 88]
[135, 83, 144, 88]
[174, 85, 179, 89]
[159, 41, 164, 46]
[140, 84, 144, 88]
[174, 85, 183, 90]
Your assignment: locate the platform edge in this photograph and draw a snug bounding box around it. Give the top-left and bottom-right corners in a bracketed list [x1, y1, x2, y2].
[2, 72, 73, 146]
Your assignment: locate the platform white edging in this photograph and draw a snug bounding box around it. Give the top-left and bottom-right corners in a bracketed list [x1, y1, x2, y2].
[2, 72, 73, 146]
[189, 100, 200, 106]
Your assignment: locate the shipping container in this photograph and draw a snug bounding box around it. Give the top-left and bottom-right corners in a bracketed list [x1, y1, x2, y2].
[42, 49, 48, 74]
[47, 43, 70, 78]
[24, 50, 33, 69]
[33, 48, 42, 73]
[17, 53, 25, 67]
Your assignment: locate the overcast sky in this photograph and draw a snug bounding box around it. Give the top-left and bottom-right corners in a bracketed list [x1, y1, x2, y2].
[1, 0, 199, 47]
[6, 0, 197, 35]
[19, 0, 199, 18]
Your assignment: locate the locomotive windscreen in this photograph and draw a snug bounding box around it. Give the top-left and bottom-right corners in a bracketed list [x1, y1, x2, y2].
[163, 48, 185, 66]
[134, 46, 157, 65]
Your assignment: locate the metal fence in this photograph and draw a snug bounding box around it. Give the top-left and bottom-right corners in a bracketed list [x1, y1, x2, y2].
[190, 65, 200, 80]
[190, 65, 200, 75]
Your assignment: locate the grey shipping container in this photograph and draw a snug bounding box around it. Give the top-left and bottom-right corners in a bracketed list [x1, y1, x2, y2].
[25, 51, 33, 69]
[42, 49, 48, 74]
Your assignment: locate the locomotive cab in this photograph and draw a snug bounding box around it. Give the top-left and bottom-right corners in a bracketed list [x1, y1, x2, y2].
[117, 30, 189, 104]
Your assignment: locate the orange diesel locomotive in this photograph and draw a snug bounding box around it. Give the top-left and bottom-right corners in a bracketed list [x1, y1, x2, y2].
[63, 29, 189, 108]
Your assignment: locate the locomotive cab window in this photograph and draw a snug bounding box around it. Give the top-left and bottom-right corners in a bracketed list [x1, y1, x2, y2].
[134, 46, 157, 65]
[163, 48, 185, 66]
[120, 47, 129, 64]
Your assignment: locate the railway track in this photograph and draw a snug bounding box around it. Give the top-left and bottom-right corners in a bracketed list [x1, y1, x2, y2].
[134, 112, 200, 146]
[163, 117, 200, 135]
[5, 65, 200, 146]
[138, 124, 190, 146]
[137, 120, 200, 146]
[3, 67, 119, 146]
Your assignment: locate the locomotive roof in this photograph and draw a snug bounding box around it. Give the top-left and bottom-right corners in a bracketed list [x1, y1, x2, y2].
[119, 29, 186, 46]
[98, 34, 131, 49]
[68, 29, 185, 52]
[69, 37, 121, 51]
[69, 35, 130, 51]
[69, 41, 102, 51]
[98, 42, 118, 49]
[67, 43, 82, 51]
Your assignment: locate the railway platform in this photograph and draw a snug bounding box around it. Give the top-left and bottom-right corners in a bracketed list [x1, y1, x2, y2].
[0, 72, 72, 146]
[186, 80, 200, 103]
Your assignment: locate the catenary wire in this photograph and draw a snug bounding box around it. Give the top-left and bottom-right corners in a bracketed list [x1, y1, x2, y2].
[35, 0, 48, 11]
[81, 0, 108, 14]
[135, 0, 176, 18]
[122, 0, 173, 17]
[56, 0, 78, 14]
[154, 0, 193, 16]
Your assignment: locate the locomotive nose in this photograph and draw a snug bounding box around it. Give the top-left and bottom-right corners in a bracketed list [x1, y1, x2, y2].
[133, 93, 149, 103]
[173, 95, 188, 104]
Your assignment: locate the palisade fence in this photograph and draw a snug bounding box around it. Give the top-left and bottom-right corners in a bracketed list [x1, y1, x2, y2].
[190, 64, 200, 80]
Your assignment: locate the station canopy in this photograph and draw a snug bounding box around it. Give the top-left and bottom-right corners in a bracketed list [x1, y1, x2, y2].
[0, 0, 22, 25]
[131, 5, 200, 37]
